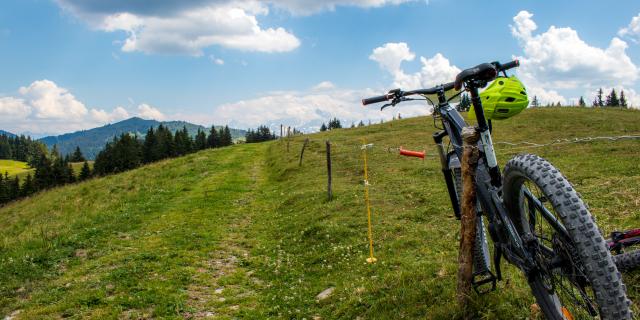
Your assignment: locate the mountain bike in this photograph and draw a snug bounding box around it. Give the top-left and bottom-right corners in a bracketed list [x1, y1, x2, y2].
[362, 60, 632, 319]
[610, 229, 640, 272]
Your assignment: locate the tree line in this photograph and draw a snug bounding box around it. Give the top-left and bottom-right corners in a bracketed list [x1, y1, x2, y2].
[0, 134, 48, 164]
[245, 125, 277, 143]
[93, 125, 233, 175]
[530, 88, 630, 108]
[0, 146, 92, 205]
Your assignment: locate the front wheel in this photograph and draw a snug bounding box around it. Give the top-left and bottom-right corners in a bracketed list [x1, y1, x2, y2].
[503, 154, 632, 320]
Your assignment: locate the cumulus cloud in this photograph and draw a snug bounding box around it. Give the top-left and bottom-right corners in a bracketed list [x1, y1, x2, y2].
[618, 13, 640, 43]
[213, 84, 429, 131]
[312, 81, 336, 91]
[511, 10, 639, 104]
[137, 103, 166, 120]
[0, 80, 165, 135]
[56, 0, 419, 55]
[369, 42, 460, 89]
[0, 97, 31, 119]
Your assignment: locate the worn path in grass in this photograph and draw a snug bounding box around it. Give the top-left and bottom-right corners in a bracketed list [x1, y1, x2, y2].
[0, 143, 268, 319]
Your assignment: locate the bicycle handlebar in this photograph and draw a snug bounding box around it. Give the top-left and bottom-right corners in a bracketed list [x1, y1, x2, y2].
[362, 59, 519, 107]
[362, 94, 392, 106]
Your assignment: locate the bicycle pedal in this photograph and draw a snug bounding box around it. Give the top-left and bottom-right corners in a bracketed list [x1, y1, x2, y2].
[472, 271, 497, 294]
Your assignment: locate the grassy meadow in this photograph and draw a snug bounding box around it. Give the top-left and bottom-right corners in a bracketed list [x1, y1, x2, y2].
[0, 107, 639, 319]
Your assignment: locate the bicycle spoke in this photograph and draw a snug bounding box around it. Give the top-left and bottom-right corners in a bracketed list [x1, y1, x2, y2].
[521, 179, 599, 317]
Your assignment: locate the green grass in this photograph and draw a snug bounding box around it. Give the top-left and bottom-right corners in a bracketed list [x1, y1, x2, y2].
[0, 160, 31, 177]
[0, 107, 639, 319]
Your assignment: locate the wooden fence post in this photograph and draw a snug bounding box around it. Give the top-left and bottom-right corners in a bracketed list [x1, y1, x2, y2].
[326, 140, 332, 201]
[299, 138, 309, 166]
[457, 126, 481, 317]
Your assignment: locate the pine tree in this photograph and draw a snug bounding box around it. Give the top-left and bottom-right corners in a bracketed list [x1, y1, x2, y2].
[620, 90, 628, 108]
[195, 129, 207, 150]
[578, 96, 586, 107]
[21, 174, 35, 197]
[142, 127, 159, 163]
[79, 161, 92, 181]
[605, 88, 619, 107]
[596, 88, 604, 107]
[358, 120, 365, 127]
[34, 153, 53, 189]
[530, 95, 540, 108]
[0, 173, 7, 204]
[9, 176, 19, 200]
[70, 146, 85, 162]
[220, 126, 233, 146]
[320, 123, 327, 132]
[207, 126, 219, 148]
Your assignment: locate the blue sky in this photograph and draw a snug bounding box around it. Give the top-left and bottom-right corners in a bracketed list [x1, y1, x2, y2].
[1, 0, 640, 136]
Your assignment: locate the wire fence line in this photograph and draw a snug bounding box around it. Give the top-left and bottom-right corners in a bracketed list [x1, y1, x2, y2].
[284, 135, 640, 157]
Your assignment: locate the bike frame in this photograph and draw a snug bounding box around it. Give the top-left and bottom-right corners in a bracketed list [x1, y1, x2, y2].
[429, 84, 572, 286]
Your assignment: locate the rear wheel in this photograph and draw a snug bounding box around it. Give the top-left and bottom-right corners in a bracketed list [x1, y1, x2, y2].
[503, 154, 632, 320]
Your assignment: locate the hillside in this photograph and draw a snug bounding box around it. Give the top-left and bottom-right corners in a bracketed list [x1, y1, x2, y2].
[0, 108, 639, 319]
[0, 130, 16, 137]
[38, 117, 247, 160]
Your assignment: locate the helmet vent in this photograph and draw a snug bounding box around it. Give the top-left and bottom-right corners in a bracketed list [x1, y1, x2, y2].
[504, 97, 516, 102]
[498, 81, 504, 85]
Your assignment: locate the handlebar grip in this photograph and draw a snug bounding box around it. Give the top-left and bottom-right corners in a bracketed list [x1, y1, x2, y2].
[500, 59, 519, 71]
[362, 94, 389, 106]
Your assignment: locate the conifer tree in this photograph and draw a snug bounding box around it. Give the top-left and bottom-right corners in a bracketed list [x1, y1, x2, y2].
[34, 153, 53, 189]
[21, 174, 35, 197]
[79, 161, 92, 181]
[0, 173, 7, 204]
[320, 123, 327, 132]
[220, 126, 233, 146]
[142, 127, 158, 163]
[578, 96, 586, 107]
[620, 90, 628, 108]
[71, 146, 85, 162]
[195, 129, 207, 150]
[530, 95, 539, 108]
[207, 125, 219, 148]
[9, 176, 19, 200]
[596, 88, 604, 107]
[605, 88, 619, 107]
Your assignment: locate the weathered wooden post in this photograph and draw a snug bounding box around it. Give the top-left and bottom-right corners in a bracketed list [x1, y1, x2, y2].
[326, 140, 332, 201]
[457, 126, 481, 316]
[299, 138, 309, 166]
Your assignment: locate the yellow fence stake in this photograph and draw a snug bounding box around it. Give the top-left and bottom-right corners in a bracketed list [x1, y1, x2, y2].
[362, 138, 377, 264]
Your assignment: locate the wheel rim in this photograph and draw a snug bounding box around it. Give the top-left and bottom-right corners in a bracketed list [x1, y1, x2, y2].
[519, 179, 599, 318]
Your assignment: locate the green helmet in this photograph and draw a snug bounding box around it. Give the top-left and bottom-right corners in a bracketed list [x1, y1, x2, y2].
[469, 75, 528, 120]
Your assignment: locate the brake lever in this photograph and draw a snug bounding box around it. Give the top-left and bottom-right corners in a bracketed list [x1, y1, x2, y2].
[380, 103, 393, 111]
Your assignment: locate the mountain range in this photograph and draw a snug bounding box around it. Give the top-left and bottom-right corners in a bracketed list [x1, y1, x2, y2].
[0, 130, 16, 137]
[37, 117, 246, 160]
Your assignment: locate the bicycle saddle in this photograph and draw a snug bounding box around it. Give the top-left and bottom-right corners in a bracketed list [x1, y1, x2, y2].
[454, 63, 498, 90]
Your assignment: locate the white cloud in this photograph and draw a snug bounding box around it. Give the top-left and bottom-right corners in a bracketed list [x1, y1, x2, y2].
[104, 5, 299, 55]
[370, 42, 460, 89]
[0, 97, 31, 119]
[618, 13, 640, 43]
[269, 0, 417, 15]
[0, 80, 164, 135]
[137, 103, 166, 120]
[511, 10, 639, 104]
[18, 80, 88, 119]
[214, 84, 429, 131]
[369, 42, 415, 74]
[56, 1, 422, 55]
[312, 81, 336, 91]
